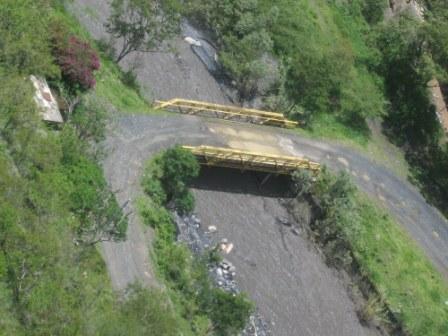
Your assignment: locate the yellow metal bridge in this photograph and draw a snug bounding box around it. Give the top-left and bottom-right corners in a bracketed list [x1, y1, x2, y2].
[182, 145, 320, 175]
[155, 98, 298, 128]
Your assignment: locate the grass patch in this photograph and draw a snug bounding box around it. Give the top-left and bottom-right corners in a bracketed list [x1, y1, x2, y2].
[354, 196, 448, 335]
[95, 58, 153, 114]
[299, 113, 370, 146]
[295, 113, 410, 179]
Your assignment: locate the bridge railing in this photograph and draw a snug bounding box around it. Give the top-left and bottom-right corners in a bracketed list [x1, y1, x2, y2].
[155, 98, 299, 128]
[182, 145, 320, 175]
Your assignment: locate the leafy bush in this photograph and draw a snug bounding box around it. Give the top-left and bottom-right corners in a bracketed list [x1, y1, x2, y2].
[374, 15, 439, 146]
[64, 155, 128, 245]
[53, 34, 100, 90]
[296, 168, 359, 268]
[210, 289, 253, 336]
[70, 95, 107, 142]
[142, 146, 200, 214]
[100, 284, 181, 336]
[159, 146, 200, 199]
[361, 0, 387, 25]
[106, 0, 180, 62]
[186, 0, 279, 99]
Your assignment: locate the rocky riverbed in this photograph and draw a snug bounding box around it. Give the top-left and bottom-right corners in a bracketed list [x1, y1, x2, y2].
[175, 212, 273, 336]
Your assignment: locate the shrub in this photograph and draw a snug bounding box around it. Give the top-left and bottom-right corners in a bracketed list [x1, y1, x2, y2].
[138, 197, 172, 229]
[54, 35, 100, 90]
[159, 146, 200, 200]
[65, 156, 127, 244]
[142, 146, 200, 214]
[100, 284, 180, 336]
[142, 177, 167, 205]
[361, 0, 387, 25]
[174, 190, 196, 215]
[210, 289, 253, 336]
[121, 70, 140, 92]
[70, 95, 107, 142]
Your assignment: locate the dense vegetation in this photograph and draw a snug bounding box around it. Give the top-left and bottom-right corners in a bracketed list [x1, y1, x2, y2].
[106, 0, 180, 63]
[291, 169, 448, 335]
[186, 0, 387, 128]
[374, 1, 448, 216]
[140, 146, 253, 336]
[0, 1, 191, 334]
[185, 0, 448, 228]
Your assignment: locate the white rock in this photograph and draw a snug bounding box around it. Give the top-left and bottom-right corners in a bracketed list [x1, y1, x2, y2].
[223, 242, 234, 254]
[208, 225, 217, 233]
[184, 36, 202, 47]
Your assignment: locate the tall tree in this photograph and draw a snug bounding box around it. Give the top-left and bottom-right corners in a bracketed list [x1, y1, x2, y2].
[105, 0, 180, 63]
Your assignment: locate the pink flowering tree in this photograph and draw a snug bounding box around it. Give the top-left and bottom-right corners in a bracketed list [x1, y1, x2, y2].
[55, 36, 100, 91]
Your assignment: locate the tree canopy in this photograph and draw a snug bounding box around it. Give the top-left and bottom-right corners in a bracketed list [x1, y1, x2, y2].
[105, 0, 180, 62]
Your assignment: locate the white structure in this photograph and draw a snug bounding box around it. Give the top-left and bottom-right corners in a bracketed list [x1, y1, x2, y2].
[184, 36, 202, 47]
[30, 75, 63, 123]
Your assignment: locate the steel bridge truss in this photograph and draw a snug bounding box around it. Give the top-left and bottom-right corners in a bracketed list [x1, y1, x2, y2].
[155, 98, 298, 128]
[183, 145, 320, 175]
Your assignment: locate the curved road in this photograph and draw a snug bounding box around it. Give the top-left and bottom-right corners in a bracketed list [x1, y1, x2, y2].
[103, 114, 448, 287]
[101, 113, 448, 336]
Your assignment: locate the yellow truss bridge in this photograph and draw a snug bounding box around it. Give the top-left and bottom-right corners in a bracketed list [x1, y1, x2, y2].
[182, 145, 320, 175]
[155, 98, 298, 128]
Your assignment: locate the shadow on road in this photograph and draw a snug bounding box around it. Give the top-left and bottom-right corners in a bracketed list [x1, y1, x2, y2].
[191, 166, 294, 198]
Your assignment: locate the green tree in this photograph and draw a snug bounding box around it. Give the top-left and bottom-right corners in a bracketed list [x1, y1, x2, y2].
[105, 0, 180, 63]
[374, 15, 441, 146]
[186, 0, 279, 99]
[361, 0, 387, 25]
[160, 146, 199, 212]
